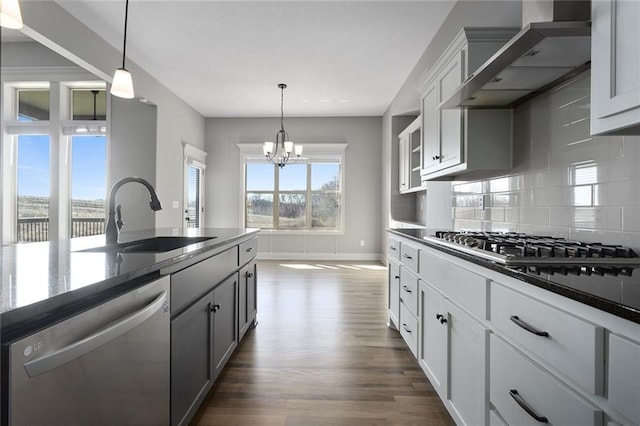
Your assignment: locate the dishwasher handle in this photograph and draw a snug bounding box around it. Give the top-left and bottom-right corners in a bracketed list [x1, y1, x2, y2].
[24, 290, 168, 378]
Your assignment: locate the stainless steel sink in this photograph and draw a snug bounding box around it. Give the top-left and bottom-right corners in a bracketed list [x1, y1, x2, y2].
[77, 236, 216, 253]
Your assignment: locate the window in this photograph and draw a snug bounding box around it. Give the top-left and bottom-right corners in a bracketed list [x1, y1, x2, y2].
[183, 143, 207, 229]
[2, 81, 107, 243]
[70, 135, 107, 237]
[242, 144, 346, 232]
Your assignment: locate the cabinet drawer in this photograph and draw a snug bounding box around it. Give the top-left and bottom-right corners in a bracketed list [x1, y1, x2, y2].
[490, 335, 603, 426]
[388, 236, 400, 260]
[238, 238, 257, 266]
[399, 266, 418, 316]
[419, 249, 488, 320]
[400, 303, 418, 357]
[608, 334, 640, 423]
[400, 243, 418, 274]
[171, 247, 237, 315]
[491, 283, 604, 395]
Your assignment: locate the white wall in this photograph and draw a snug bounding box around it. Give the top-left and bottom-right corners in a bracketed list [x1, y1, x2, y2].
[17, 1, 205, 230]
[205, 117, 382, 259]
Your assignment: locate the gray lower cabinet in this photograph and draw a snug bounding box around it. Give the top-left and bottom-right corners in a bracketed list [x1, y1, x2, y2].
[239, 260, 257, 340]
[169, 236, 258, 426]
[171, 292, 213, 426]
[212, 273, 238, 376]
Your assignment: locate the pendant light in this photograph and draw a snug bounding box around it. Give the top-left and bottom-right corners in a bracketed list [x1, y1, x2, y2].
[0, 0, 23, 29]
[263, 83, 302, 168]
[110, 0, 134, 99]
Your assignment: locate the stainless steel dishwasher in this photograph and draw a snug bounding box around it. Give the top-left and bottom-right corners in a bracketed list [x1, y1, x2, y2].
[7, 275, 170, 425]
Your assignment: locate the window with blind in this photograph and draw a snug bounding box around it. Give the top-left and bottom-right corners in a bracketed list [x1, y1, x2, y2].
[186, 165, 203, 228]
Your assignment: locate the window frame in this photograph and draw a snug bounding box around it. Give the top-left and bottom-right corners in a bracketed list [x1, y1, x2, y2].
[1, 76, 107, 244]
[239, 143, 347, 235]
[183, 142, 208, 230]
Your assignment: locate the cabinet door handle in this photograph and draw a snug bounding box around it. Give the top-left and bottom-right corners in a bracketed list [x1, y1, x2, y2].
[432, 154, 441, 160]
[211, 303, 221, 313]
[246, 272, 254, 278]
[394, 275, 400, 280]
[246, 247, 254, 252]
[402, 324, 412, 333]
[440, 317, 447, 324]
[402, 285, 412, 293]
[509, 389, 548, 423]
[402, 253, 412, 260]
[436, 313, 443, 321]
[389, 246, 397, 251]
[510, 315, 549, 337]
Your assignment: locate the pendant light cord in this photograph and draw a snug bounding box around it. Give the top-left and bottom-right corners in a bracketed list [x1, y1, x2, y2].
[121, 0, 130, 69]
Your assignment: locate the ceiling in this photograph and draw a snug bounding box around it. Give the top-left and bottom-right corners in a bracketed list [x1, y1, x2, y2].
[18, 1, 457, 117]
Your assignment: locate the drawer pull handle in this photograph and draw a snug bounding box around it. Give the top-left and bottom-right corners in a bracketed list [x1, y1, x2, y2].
[402, 285, 412, 293]
[246, 247, 254, 252]
[389, 246, 397, 251]
[510, 316, 549, 337]
[402, 324, 412, 333]
[402, 253, 413, 260]
[509, 389, 548, 423]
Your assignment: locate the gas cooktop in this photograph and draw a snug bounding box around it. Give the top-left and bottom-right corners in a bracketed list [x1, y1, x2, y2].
[424, 231, 640, 277]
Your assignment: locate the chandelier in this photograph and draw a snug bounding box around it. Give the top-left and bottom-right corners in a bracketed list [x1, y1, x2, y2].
[263, 83, 302, 168]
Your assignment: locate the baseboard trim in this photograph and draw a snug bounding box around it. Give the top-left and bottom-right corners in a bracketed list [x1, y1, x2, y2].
[257, 252, 384, 262]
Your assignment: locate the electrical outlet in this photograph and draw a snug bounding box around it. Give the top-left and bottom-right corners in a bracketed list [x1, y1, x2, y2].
[360, 240, 365, 247]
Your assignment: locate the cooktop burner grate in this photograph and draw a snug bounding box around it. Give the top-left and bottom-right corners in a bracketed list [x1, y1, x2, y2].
[426, 231, 640, 276]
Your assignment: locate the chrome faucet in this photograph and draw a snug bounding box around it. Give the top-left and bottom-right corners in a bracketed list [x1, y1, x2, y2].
[105, 176, 162, 245]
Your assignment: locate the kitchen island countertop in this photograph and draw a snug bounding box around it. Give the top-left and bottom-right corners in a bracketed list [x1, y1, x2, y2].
[0, 227, 259, 342]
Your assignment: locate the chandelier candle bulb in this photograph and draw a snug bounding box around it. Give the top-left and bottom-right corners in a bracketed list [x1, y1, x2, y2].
[295, 145, 303, 156]
[284, 141, 293, 153]
[263, 142, 274, 156]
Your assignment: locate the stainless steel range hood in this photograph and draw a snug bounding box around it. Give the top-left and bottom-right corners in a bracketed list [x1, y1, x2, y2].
[441, 1, 591, 109]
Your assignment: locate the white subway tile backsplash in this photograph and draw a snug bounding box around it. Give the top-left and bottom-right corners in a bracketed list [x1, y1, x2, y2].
[622, 207, 640, 232]
[450, 71, 638, 246]
[520, 207, 550, 225]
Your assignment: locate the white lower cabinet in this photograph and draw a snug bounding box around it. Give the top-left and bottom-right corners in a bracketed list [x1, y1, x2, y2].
[490, 334, 603, 426]
[608, 334, 640, 423]
[419, 281, 489, 426]
[420, 282, 447, 395]
[400, 302, 418, 357]
[387, 232, 640, 426]
[388, 259, 400, 329]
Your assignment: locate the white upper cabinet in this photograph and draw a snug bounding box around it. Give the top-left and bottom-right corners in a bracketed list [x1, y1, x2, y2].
[419, 28, 516, 181]
[591, 0, 640, 135]
[398, 116, 423, 193]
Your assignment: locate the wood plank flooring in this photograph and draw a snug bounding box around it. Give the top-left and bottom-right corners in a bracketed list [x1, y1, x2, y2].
[191, 260, 454, 426]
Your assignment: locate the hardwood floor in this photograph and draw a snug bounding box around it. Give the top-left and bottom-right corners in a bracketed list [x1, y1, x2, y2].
[191, 260, 454, 426]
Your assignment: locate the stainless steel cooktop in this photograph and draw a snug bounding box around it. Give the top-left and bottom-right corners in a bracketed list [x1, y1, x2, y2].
[425, 231, 640, 276]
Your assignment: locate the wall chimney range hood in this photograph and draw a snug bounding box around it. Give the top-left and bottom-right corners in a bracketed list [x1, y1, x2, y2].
[441, 1, 591, 109]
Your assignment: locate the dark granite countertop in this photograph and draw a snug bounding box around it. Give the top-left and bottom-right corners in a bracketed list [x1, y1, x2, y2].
[388, 228, 640, 325]
[0, 228, 259, 342]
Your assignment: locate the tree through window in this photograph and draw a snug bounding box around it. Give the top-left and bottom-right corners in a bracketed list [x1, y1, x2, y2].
[244, 151, 344, 231]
